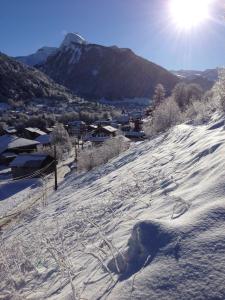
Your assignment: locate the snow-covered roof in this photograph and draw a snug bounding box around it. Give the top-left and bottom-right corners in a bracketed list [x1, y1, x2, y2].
[10, 154, 49, 168]
[102, 126, 117, 133]
[60, 33, 87, 49]
[35, 134, 52, 145]
[88, 124, 98, 129]
[25, 127, 46, 135]
[0, 135, 40, 155]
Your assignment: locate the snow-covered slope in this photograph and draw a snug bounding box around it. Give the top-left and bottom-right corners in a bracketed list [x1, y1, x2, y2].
[1, 114, 225, 299]
[16, 47, 58, 66]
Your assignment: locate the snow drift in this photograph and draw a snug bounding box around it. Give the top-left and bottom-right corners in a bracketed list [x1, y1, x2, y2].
[1, 113, 225, 299]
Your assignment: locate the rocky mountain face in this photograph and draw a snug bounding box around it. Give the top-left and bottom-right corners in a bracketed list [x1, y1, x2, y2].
[16, 47, 58, 66]
[0, 52, 79, 102]
[37, 33, 179, 100]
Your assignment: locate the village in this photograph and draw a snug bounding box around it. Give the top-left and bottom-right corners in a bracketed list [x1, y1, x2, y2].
[0, 101, 150, 183]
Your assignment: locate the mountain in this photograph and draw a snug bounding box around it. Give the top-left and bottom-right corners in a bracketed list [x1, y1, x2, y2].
[171, 68, 219, 91]
[16, 47, 58, 66]
[201, 68, 219, 82]
[174, 68, 219, 82]
[36, 33, 179, 100]
[0, 52, 78, 102]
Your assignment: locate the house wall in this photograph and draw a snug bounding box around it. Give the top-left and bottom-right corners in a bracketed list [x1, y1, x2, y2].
[11, 158, 55, 179]
[12, 145, 38, 154]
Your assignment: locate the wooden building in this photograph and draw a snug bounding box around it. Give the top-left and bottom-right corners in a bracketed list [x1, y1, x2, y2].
[23, 127, 46, 140]
[84, 125, 117, 144]
[0, 135, 40, 165]
[67, 121, 86, 137]
[10, 154, 55, 179]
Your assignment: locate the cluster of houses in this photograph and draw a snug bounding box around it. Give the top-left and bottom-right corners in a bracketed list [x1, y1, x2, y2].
[0, 110, 146, 180]
[0, 127, 55, 179]
[67, 111, 146, 143]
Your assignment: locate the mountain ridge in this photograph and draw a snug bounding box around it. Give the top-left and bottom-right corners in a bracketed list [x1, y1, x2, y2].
[38, 34, 179, 100]
[0, 52, 80, 102]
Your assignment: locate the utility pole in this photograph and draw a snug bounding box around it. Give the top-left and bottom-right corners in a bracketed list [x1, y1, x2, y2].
[54, 145, 58, 191]
[74, 139, 78, 162]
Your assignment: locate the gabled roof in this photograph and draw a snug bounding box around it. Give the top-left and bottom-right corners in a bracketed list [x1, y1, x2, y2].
[0, 135, 40, 155]
[10, 153, 49, 168]
[102, 126, 117, 133]
[25, 127, 46, 135]
[88, 124, 98, 129]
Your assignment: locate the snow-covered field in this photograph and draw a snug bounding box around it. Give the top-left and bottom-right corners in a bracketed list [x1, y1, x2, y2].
[1, 114, 225, 299]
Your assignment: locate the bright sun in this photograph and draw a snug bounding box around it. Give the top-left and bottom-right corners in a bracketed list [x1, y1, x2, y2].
[170, 0, 212, 30]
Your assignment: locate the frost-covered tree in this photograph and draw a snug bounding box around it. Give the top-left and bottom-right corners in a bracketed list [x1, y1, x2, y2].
[153, 84, 166, 107]
[172, 82, 203, 109]
[187, 83, 203, 102]
[172, 83, 188, 109]
[78, 136, 129, 171]
[214, 68, 225, 111]
[144, 97, 182, 136]
[51, 123, 72, 159]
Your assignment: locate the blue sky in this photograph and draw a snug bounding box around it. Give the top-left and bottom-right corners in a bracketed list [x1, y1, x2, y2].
[0, 0, 225, 70]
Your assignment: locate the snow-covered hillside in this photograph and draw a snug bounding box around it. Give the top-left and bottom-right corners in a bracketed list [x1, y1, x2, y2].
[1, 114, 225, 299]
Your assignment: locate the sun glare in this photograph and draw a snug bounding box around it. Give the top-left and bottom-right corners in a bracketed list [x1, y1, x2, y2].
[170, 0, 212, 30]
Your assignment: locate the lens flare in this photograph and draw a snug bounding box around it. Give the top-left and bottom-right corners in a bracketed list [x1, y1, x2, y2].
[170, 0, 213, 30]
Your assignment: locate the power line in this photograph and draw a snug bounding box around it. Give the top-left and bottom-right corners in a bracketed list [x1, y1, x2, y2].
[0, 161, 55, 183]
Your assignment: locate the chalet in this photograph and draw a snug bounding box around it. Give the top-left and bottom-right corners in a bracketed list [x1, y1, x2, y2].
[23, 127, 46, 140]
[67, 120, 86, 137]
[84, 125, 117, 144]
[10, 154, 55, 179]
[0, 135, 40, 164]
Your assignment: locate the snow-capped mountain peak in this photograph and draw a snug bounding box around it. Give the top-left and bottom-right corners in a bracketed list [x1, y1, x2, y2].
[60, 33, 87, 49]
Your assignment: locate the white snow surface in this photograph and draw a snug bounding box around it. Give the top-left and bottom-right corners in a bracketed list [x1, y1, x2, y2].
[68, 47, 82, 64]
[60, 33, 87, 49]
[1, 114, 225, 299]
